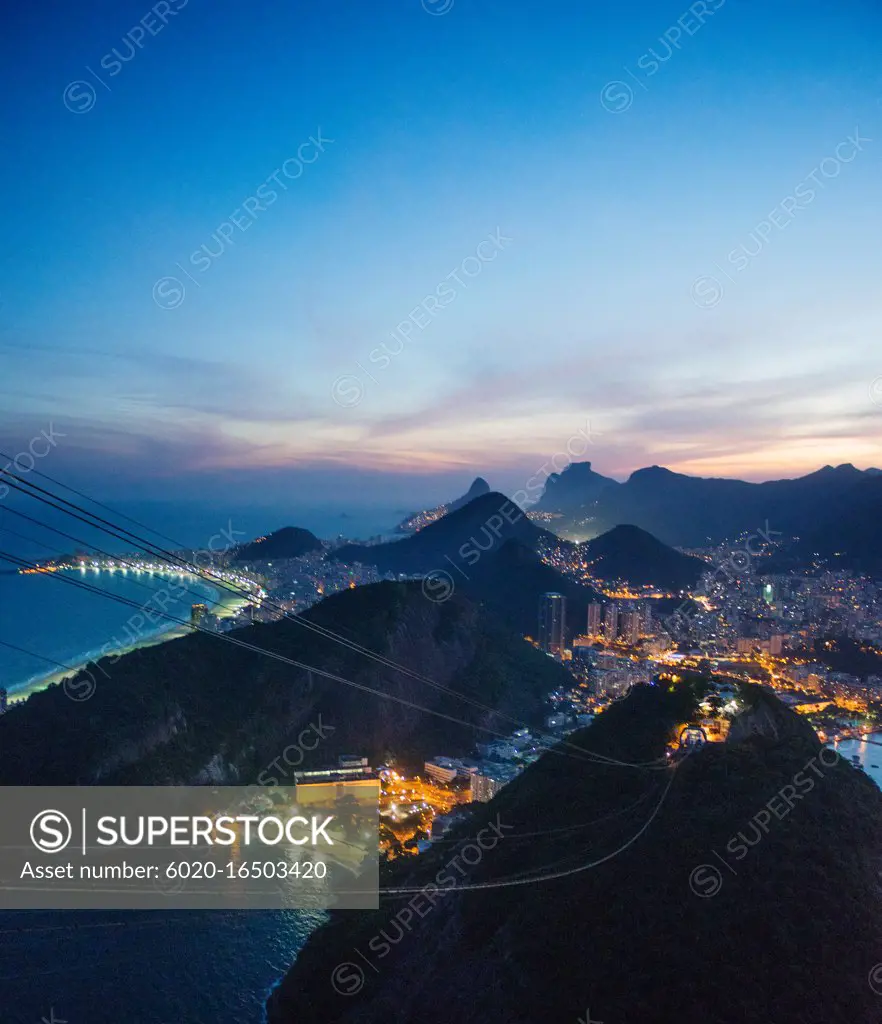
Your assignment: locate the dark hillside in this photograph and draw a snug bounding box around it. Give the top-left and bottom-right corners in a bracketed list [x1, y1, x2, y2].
[0, 582, 570, 784]
[268, 684, 882, 1024]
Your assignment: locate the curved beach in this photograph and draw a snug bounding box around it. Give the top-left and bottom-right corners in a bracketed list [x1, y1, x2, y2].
[4, 571, 250, 706]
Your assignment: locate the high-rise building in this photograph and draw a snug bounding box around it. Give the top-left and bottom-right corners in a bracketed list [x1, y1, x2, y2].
[642, 602, 653, 635]
[538, 592, 567, 655]
[603, 602, 619, 642]
[623, 610, 641, 645]
[587, 602, 602, 638]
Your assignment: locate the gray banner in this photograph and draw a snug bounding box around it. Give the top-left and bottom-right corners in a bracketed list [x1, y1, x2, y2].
[0, 785, 379, 909]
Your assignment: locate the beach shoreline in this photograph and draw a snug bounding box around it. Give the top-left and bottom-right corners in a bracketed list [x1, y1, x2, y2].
[6, 574, 250, 706]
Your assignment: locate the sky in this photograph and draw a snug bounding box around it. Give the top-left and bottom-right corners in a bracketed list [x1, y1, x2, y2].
[1, 0, 881, 510]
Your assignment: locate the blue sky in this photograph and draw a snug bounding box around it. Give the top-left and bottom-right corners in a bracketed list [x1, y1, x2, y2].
[1, 0, 881, 508]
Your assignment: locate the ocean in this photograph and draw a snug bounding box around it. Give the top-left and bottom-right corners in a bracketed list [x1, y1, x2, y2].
[95, 500, 408, 549]
[0, 909, 324, 1024]
[0, 569, 223, 695]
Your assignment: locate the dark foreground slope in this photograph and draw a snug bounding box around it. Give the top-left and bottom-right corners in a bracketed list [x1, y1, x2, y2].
[0, 582, 570, 784]
[268, 685, 882, 1024]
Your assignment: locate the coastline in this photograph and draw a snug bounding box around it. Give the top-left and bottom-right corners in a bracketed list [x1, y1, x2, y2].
[7, 575, 250, 707]
[829, 733, 882, 791]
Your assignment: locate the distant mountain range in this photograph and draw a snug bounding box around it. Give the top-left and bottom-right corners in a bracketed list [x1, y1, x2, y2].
[396, 476, 491, 533]
[534, 462, 882, 563]
[331, 493, 705, 636]
[252, 461, 882, 577]
[233, 526, 322, 562]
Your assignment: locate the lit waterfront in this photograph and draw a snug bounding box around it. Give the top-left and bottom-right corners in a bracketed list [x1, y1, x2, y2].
[0, 568, 248, 701]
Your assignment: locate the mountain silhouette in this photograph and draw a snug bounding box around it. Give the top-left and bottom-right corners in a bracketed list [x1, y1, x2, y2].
[581, 524, 705, 591]
[233, 526, 322, 562]
[536, 462, 877, 547]
[335, 491, 556, 575]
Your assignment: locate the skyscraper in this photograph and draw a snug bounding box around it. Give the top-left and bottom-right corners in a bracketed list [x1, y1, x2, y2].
[587, 602, 602, 638]
[539, 593, 567, 655]
[623, 610, 641, 645]
[603, 602, 619, 642]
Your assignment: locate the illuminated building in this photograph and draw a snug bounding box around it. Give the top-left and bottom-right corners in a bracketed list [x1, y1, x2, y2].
[424, 757, 478, 786]
[623, 610, 641, 645]
[294, 764, 377, 806]
[538, 592, 567, 655]
[190, 603, 208, 626]
[603, 602, 619, 641]
[471, 763, 521, 802]
[587, 602, 602, 638]
[294, 776, 378, 805]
